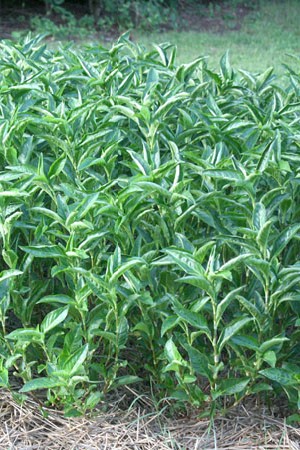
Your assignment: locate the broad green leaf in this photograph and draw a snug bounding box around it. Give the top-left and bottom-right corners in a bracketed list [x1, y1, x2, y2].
[176, 275, 215, 298]
[173, 305, 211, 337]
[63, 344, 89, 376]
[92, 331, 117, 345]
[20, 377, 62, 393]
[37, 295, 75, 305]
[218, 317, 253, 350]
[20, 245, 65, 258]
[6, 329, 44, 341]
[187, 345, 211, 379]
[165, 339, 185, 366]
[164, 248, 204, 276]
[220, 50, 232, 80]
[258, 337, 289, 354]
[253, 203, 266, 230]
[109, 258, 144, 284]
[161, 315, 181, 337]
[112, 375, 142, 389]
[216, 254, 252, 274]
[231, 335, 259, 351]
[214, 377, 250, 398]
[260, 368, 297, 386]
[0, 366, 8, 387]
[0, 269, 23, 283]
[202, 169, 243, 181]
[216, 286, 246, 323]
[262, 351, 277, 368]
[41, 306, 69, 334]
[271, 224, 300, 259]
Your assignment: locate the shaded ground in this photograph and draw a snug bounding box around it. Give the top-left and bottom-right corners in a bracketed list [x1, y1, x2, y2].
[0, 389, 299, 450]
[0, 0, 257, 41]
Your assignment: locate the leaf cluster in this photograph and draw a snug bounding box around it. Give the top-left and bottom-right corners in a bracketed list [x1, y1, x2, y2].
[0, 34, 299, 415]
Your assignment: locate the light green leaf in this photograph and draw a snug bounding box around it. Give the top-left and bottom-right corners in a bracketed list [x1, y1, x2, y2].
[20, 377, 61, 393]
[165, 339, 185, 366]
[41, 306, 69, 334]
[0, 269, 23, 283]
[63, 344, 89, 376]
[20, 245, 65, 258]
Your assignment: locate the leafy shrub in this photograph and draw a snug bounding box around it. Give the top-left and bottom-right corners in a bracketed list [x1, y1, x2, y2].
[0, 34, 299, 416]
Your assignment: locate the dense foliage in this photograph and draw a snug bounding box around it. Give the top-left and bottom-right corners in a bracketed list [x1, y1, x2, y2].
[0, 35, 299, 416]
[1, 1, 259, 31]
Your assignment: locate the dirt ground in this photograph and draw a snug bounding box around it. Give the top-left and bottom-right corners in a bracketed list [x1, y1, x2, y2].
[0, 389, 299, 450]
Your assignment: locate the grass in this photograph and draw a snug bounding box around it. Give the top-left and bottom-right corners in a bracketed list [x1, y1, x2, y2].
[8, 1, 300, 74]
[134, 0, 300, 72]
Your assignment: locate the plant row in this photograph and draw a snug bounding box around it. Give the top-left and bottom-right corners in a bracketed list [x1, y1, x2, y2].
[0, 34, 299, 416]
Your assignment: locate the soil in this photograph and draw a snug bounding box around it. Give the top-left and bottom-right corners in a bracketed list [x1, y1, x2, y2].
[0, 388, 299, 450]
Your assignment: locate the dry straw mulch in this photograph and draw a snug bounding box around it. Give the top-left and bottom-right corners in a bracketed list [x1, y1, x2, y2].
[0, 389, 299, 450]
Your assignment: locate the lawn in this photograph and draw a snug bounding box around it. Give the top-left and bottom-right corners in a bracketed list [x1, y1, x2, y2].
[4, 1, 300, 73]
[134, 0, 300, 72]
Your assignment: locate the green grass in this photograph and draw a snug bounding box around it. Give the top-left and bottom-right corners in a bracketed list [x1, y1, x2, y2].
[12, 1, 300, 74]
[135, 0, 300, 72]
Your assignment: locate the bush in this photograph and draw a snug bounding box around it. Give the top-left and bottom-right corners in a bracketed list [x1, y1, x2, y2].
[0, 34, 299, 416]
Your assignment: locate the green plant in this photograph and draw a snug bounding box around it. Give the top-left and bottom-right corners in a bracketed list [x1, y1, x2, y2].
[30, 14, 93, 40]
[0, 34, 299, 416]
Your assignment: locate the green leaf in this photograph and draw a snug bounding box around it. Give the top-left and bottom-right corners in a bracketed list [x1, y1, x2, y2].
[41, 306, 69, 334]
[0, 366, 8, 387]
[173, 305, 211, 337]
[176, 275, 215, 298]
[271, 224, 300, 259]
[161, 315, 180, 337]
[165, 339, 185, 366]
[258, 337, 289, 354]
[187, 345, 211, 379]
[63, 344, 89, 376]
[216, 286, 246, 324]
[214, 377, 250, 398]
[218, 317, 253, 350]
[260, 368, 297, 386]
[20, 245, 65, 258]
[203, 169, 243, 181]
[216, 254, 252, 274]
[6, 328, 44, 341]
[0, 269, 23, 283]
[109, 258, 144, 284]
[220, 50, 232, 80]
[113, 375, 142, 389]
[37, 295, 74, 305]
[20, 377, 61, 393]
[262, 351, 277, 368]
[164, 248, 204, 276]
[253, 202, 266, 230]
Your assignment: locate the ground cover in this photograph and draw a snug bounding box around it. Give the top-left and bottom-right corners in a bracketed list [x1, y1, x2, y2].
[136, 0, 300, 71]
[0, 389, 299, 449]
[1, 1, 300, 72]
